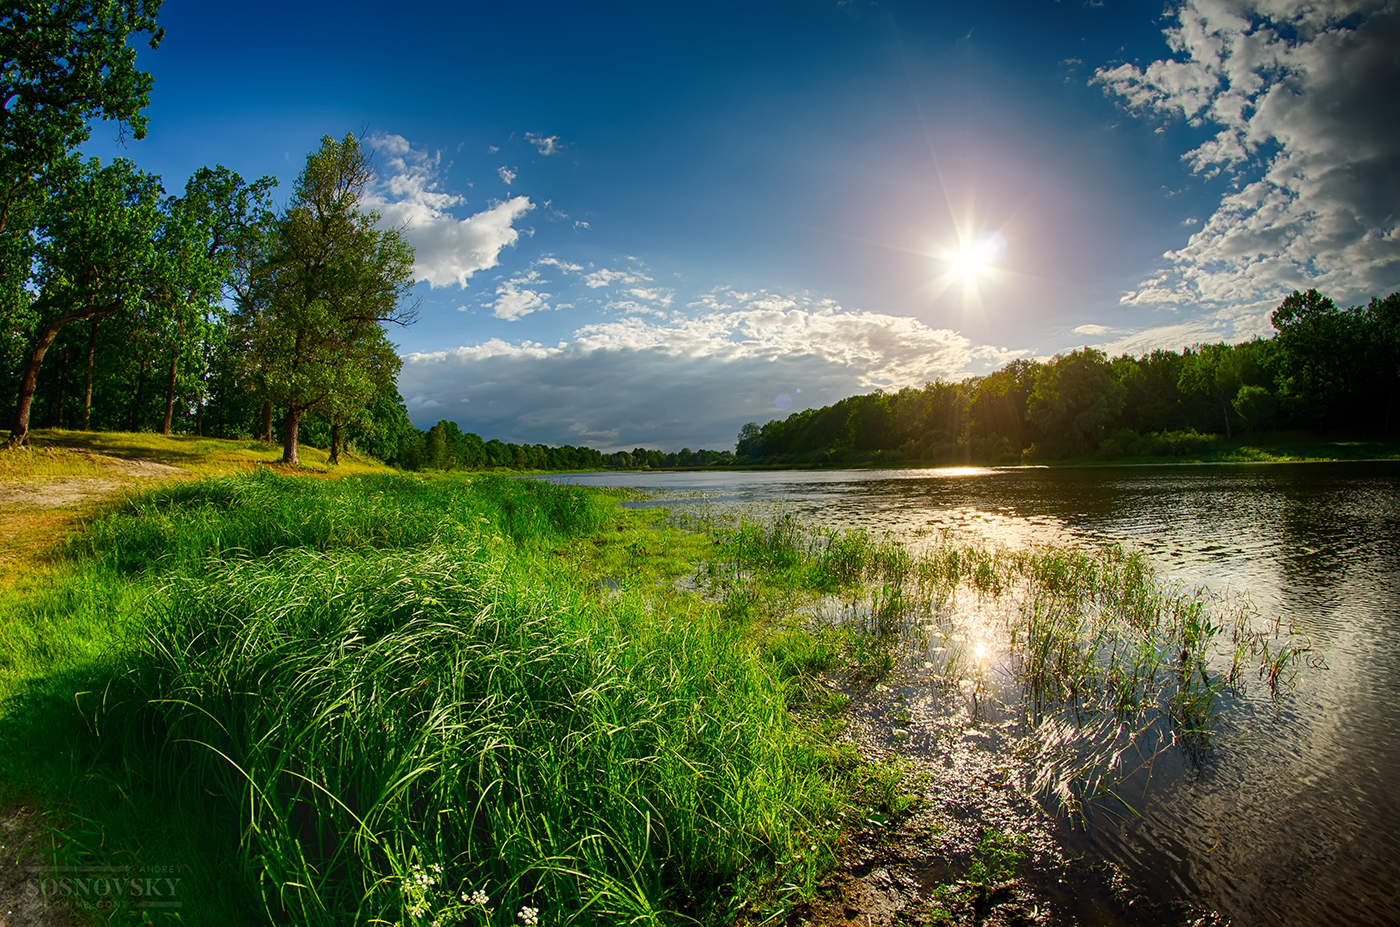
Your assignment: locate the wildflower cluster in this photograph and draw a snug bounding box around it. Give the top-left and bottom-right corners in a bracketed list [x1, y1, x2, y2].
[399, 863, 445, 920]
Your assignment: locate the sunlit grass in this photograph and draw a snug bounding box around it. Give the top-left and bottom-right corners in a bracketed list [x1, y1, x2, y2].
[0, 473, 849, 926]
[10, 428, 393, 477]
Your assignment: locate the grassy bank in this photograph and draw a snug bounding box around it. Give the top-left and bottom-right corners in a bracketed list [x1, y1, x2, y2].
[1, 471, 862, 926]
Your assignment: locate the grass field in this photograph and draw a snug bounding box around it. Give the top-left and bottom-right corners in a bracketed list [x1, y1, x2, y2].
[0, 466, 860, 926]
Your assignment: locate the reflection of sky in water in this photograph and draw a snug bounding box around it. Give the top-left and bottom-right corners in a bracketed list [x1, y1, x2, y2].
[541, 463, 1400, 926]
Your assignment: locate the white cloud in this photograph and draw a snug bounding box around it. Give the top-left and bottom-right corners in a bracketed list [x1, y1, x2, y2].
[625, 286, 674, 307]
[364, 133, 533, 288]
[1092, 296, 1277, 356]
[583, 267, 649, 289]
[1073, 323, 1112, 336]
[525, 132, 561, 156]
[497, 166, 516, 185]
[1094, 1, 1400, 310]
[536, 256, 583, 274]
[491, 272, 554, 321]
[573, 220, 591, 231]
[399, 289, 1014, 449]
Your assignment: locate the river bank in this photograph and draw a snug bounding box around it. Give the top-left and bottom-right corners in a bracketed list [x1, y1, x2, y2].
[0, 446, 1348, 925]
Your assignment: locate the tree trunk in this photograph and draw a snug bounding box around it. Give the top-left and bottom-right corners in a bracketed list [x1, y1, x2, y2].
[1221, 400, 1232, 440]
[259, 401, 274, 443]
[50, 347, 70, 429]
[329, 422, 341, 465]
[160, 345, 178, 435]
[282, 407, 304, 464]
[82, 319, 98, 430]
[7, 317, 68, 447]
[127, 354, 148, 432]
[195, 398, 204, 436]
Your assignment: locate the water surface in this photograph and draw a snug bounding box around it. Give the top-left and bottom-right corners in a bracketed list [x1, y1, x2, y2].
[543, 463, 1400, 926]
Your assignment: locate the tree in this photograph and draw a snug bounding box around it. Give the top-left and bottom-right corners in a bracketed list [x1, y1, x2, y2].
[7, 157, 164, 445]
[1, 1, 163, 413]
[1178, 343, 1244, 438]
[1269, 289, 1352, 428]
[245, 135, 415, 464]
[1026, 348, 1121, 458]
[150, 167, 274, 434]
[0, 0, 163, 234]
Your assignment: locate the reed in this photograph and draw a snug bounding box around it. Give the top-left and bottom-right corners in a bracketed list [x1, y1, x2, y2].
[689, 508, 1309, 815]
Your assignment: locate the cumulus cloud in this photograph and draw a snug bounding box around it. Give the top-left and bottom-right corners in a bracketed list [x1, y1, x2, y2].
[497, 166, 516, 185]
[525, 132, 561, 155]
[536, 256, 583, 274]
[490, 272, 554, 321]
[399, 289, 1015, 449]
[1091, 296, 1278, 356]
[1093, 1, 1400, 314]
[365, 133, 533, 288]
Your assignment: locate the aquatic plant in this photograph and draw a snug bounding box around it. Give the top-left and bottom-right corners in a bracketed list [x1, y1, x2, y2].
[693, 507, 1310, 817]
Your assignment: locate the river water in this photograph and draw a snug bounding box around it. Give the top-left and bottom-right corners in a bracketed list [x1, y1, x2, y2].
[542, 462, 1400, 926]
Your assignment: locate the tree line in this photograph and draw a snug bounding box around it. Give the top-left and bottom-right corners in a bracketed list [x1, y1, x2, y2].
[392, 419, 735, 472]
[736, 288, 1400, 466]
[2, 2, 414, 464]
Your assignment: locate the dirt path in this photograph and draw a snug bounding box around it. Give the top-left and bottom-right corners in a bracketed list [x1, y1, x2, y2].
[0, 806, 77, 927]
[0, 456, 187, 582]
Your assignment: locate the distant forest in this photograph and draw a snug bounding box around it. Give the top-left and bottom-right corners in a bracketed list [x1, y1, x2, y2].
[735, 289, 1399, 467]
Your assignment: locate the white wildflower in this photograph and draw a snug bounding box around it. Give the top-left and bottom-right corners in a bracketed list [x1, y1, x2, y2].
[518, 905, 540, 926]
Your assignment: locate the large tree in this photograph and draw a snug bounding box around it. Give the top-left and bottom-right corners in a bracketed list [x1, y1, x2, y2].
[1, 1, 163, 410]
[0, 0, 162, 230]
[7, 157, 164, 445]
[150, 167, 274, 434]
[245, 135, 415, 465]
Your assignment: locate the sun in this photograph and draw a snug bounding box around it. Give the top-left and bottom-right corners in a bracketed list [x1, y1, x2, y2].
[951, 240, 994, 281]
[944, 230, 1006, 282]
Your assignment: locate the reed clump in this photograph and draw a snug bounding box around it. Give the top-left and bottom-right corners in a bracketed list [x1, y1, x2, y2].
[689, 509, 1309, 814]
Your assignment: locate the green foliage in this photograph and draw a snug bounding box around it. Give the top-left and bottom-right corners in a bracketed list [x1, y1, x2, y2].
[0, 0, 163, 230]
[3, 474, 845, 925]
[736, 288, 1400, 466]
[239, 135, 415, 463]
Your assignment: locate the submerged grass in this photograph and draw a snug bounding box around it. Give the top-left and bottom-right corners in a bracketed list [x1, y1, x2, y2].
[1, 473, 848, 926]
[681, 507, 1309, 818]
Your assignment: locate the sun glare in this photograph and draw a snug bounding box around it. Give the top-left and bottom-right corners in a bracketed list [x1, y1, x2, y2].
[931, 227, 1008, 307]
[945, 231, 1006, 282]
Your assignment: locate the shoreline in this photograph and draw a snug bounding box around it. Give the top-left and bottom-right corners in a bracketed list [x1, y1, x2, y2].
[1, 440, 1309, 924]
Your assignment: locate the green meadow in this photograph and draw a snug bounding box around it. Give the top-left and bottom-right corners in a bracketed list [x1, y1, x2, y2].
[1, 472, 862, 926]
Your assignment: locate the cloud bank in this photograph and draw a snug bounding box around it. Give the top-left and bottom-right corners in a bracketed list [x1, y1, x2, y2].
[1094, 0, 1400, 312]
[399, 290, 1019, 449]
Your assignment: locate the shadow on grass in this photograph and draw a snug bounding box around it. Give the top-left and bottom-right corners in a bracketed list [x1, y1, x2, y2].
[0, 662, 257, 925]
[29, 430, 275, 466]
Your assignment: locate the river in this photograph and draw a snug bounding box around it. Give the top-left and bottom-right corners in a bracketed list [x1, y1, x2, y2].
[541, 462, 1400, 926]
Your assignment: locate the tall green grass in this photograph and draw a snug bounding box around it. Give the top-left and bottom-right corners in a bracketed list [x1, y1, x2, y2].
[1, 473, 842, 926]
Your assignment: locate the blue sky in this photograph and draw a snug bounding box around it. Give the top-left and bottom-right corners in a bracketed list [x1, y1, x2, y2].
[87, 0, 1400, 450]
